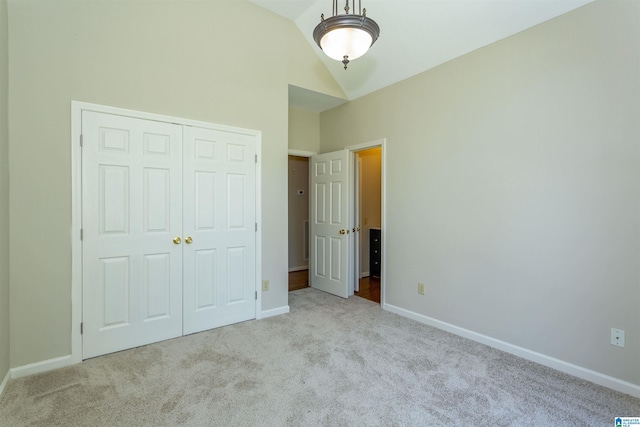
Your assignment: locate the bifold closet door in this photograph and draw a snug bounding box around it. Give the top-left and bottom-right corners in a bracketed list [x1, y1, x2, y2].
[82, 111, 183, 359]
[82, 110, 258, 359]
[182, 126, 257, 335]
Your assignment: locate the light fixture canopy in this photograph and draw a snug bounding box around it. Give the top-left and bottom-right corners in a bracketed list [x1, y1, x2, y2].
[313, 0, 380, 70]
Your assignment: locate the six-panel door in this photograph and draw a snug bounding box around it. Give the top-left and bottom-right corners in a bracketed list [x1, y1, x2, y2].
[310, 150, 349, 299]
[82, 111, 257, 359]
[182, 126, 256, 335]
[82, 111, 184, 358]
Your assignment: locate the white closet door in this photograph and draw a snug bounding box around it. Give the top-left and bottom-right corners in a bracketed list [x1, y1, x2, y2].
[182, 126, 257, 335]
[82, 111, 183, 359]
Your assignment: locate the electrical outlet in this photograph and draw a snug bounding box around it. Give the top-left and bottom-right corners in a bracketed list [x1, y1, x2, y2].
[611, 328, 625, 347]
[418, 283, 425, 295]
[262, 280, 270, 291]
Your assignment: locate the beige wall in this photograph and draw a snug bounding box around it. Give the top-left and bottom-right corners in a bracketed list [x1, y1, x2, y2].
[320, 0, 640, 385]
[0, 0, 9, 384]
[358, 148, 381, 275]
[7, 0, 342, 367]
[288, 107, 320, 153]
[288, 156, 309, 270]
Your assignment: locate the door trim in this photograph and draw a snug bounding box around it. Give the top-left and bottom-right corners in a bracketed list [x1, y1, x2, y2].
[288, 149, 317, 157]
[287, 149, 314, 290]
[71, 101, 263, 363]
[345, 139, 386, 307]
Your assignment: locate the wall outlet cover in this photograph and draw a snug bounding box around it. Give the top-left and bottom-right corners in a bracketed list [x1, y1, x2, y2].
[611, 328, 625, 347]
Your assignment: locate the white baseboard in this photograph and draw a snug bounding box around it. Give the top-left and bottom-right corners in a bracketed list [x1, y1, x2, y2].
[260, 305, 290, 319]
[362, 271, 370, 277]
[384, 303, 640, 399]
[0, 368, 10, 399]
[6, 308, 289, 380]
[288, 266, 308, 272]
[10, 355, 74, 380]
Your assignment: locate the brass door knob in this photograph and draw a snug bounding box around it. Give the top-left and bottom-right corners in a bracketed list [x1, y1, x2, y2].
[339, 229, 347, 235]
[185, 236, 193, 244]
[173, 237, 181, 245]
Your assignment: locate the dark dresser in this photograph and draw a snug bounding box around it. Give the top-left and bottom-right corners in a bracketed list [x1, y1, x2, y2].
[369, 228, 381, 277]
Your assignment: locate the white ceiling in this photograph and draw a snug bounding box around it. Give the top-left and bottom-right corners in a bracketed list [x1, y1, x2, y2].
[250, 0, 594, 110]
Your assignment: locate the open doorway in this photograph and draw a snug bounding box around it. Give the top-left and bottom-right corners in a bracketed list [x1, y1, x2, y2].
[289, 141, 385, 303]
[353, 147, 382, 304]
[288, 154, 310, 291]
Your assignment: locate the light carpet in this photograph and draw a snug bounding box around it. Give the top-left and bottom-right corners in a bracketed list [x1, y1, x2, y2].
[1, 288, 639, 426]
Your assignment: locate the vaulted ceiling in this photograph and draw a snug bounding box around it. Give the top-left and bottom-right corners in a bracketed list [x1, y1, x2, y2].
[250, 0, 594, 110]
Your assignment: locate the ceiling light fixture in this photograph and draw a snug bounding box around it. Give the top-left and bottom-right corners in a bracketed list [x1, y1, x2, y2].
[313, 0, 380, 70]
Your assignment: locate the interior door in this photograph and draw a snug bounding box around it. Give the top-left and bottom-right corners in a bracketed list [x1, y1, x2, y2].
[82, 111, 183, 359]
[182, 126, 257, 334]
[310, 150, 350, 298]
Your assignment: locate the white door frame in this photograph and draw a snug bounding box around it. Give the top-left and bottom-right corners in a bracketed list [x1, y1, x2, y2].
[354, 155, 362, 292]
[346, 139, 386, 306]
[288, 149, 317, 158]
[287, 149, 315, 279]
[71, 101, 263, 364]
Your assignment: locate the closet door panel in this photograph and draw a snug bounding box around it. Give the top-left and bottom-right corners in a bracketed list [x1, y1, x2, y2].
[82, 111, 183, 359]
[182, 126, 257, 335]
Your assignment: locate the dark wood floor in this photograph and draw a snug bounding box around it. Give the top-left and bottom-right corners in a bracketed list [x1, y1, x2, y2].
[288, 270, 380, 304]
[288, 269, 309, 291]
[355, 276, 381, 304]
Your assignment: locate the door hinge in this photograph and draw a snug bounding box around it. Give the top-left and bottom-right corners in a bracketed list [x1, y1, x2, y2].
[255, 223, 257, 232]
[255, 154, 257, 163]
[80, 322, 83, 334]
[255, 291, 258, 300]
[80, 134, 83, 147]
[80, 228, 83, 240]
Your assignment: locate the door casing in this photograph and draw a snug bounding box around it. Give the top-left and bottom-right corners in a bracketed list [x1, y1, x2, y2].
[346, 140, 386, 304]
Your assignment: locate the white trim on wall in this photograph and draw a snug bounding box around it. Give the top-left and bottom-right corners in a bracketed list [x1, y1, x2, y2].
[71, 100, 263, 360]
[10, 355, 73, 380]
[288, 266, 309, 272]
[255, 131, 263, 320]
[0, 368, 10, 398]
[71, 104, 82, 364]
[288, 149, 316, 157]
[261, 305, 290, 319]
[384, 303, 640, 399]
